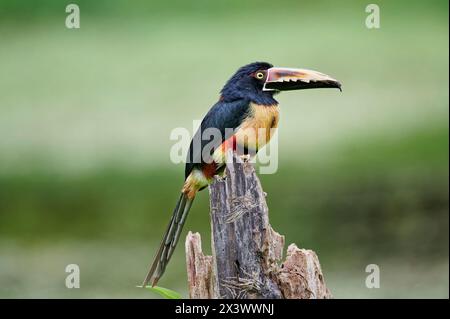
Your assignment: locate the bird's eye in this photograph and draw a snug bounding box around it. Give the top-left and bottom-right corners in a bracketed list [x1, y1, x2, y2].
[255, 72, 265, 80]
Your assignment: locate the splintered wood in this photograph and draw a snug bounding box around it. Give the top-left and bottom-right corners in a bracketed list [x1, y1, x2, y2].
[185, 159, 332, 299]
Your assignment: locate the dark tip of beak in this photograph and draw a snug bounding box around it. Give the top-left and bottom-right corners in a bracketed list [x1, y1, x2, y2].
[329, 80, 342, 92]
[323, 80, 342, 92]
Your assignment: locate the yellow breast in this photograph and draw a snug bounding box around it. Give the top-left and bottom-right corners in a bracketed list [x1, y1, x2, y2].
[235, 103, 279, 151]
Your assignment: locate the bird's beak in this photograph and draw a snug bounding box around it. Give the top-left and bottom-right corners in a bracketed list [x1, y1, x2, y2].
[263, 67, 342, 92]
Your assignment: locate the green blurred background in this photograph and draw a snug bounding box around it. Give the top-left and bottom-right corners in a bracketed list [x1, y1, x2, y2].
[0, 0, 448, 298]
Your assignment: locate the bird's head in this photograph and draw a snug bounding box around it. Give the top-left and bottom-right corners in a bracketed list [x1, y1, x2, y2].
[221, 61, 341, 104]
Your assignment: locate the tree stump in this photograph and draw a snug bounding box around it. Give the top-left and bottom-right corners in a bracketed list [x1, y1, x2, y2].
[185, 158, 332, 299]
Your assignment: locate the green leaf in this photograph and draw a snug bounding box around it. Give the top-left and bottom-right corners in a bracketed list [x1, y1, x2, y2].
[141, 285, 182, 299]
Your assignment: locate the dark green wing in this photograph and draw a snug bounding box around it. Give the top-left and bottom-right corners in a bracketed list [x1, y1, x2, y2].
[185, 99, 250, 179]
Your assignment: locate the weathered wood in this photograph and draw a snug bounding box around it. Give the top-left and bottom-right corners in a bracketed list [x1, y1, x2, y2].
[185, 157, 332, 299]
[185, 232, 216, 299]
[208, 158, 283, 299]
[277, 244, 331, 299]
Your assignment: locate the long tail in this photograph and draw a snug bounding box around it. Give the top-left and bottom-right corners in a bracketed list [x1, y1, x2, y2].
[142, 192, 194, 287]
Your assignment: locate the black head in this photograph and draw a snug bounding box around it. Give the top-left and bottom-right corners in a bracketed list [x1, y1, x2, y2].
[221, 61, 341, 104]
[221, 62, 275, 104]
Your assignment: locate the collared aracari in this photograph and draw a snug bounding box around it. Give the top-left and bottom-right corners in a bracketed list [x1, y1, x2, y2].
[142, 62, 341, 287]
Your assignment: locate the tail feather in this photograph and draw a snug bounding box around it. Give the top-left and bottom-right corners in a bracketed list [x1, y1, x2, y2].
[167, 199, 194, 260]
[142, 192, 194, 287]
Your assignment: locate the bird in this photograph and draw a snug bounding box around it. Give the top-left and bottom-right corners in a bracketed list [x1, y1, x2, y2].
[142, 62, 341, 287]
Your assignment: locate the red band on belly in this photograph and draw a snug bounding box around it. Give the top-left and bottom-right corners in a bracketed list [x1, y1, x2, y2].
[201, 162, 217, 179]
[221, 135, 237, 152]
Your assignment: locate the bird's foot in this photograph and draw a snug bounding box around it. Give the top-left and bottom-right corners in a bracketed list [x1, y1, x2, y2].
[240, 154, 251, 162]
[216, 174, 227, 181]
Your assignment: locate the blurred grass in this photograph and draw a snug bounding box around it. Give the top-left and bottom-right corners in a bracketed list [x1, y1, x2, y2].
[0, 0, 448, 298]
[0, 123, 447, 298]
[0, 241, 447, 298]
[0, 124, 448, 253]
